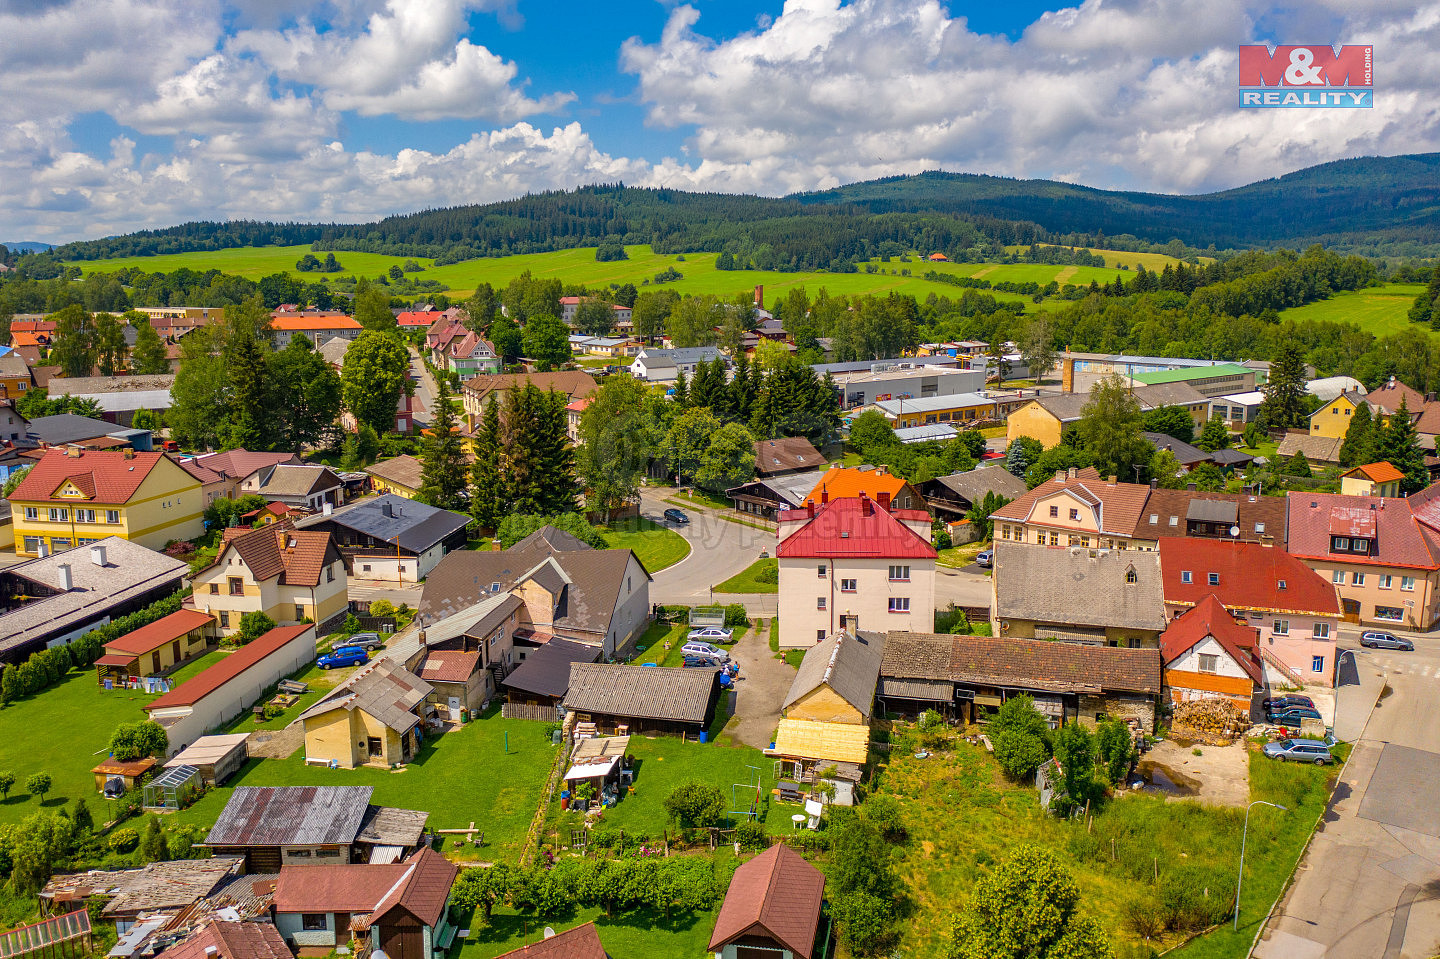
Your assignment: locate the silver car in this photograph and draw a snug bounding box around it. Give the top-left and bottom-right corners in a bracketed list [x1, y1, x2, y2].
[680, 641, 729, 663]
[1261, 738, 1335, 765]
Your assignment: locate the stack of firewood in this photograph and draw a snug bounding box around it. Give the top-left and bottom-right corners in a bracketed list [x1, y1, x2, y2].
[1171, 698, 1247, 744]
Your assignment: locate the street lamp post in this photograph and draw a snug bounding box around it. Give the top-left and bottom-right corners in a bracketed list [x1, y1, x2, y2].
[1235, 799, 1287, 930]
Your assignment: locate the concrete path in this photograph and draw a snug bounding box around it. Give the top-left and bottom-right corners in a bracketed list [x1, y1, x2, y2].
[726, 617, 796, 750]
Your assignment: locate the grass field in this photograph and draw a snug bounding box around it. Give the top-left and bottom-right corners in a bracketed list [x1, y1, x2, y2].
[1008, 244, 1207, 272]
[454, 903, 721, 959]
[63, 243, 1136, 305]
[598, 517, 690, 573]
[172, 707, 556, 864]
[712, 558, 778, 594]
[1277, 283, 1426, 339]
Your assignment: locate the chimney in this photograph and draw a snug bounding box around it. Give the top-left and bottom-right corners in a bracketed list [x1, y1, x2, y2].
[1186, 482, 1197, 491]
[754, 285, 764, 307]
[56, 563, 73, 591]
[860, 492, 873, 516]
[821, 489, 829, 505]
[418, 629, 427, 648]
[877, 491, 891, 512]
[805, 499, 815, 518]
[323, 502, 333, 516]
[90, 544, 106, 567]
[1067, 467, 1077, 480]
[66, 447, 82, 458]
[382, 502, 393, 518]
[1150, 479, 1158, 489]
[122, 448, 134, 459]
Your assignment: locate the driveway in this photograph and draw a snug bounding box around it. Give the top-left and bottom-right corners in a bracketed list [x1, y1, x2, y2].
[641, 487, 772, 608]
[1256, 636, 1440, 959]
[935, 566, 994, 612]
[726, 617, 797, 750]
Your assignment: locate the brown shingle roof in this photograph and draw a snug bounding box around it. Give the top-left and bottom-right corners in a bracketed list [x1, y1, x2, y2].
[1133, 488, 1287, 543]
[104, 608, 214, 656]
[992, 468, 1150, 535]
[993, 540, 1167, 633]
[495, 922, 607, 959]
[564, 663, 719, 724]
[191, 450, 302, 480]
[369, 847, 457, 928]
[366, 454, 425, 490]
[883, 631, 1162, 695]
[1276, 433, 1342, 464]
[708, 845, 825, 959]
[461, 371, 597, 404]
[207, 526, 341, 587]
[754, 436, 825, 476]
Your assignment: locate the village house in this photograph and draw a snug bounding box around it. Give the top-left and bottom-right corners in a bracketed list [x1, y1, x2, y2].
[296, 493, 470, 582]
[271, 848, 458, 959]
[153, 920, 292, 959]
[365, 454, 425, 498]
[203, 785, 429, 872]
[459, 371, 597, 427]
[1157, 537, 1341, 686]
[565, 395, 593, 444]
[802, 465, 925, 511]
[1276, 432, 1344, 467]
[24, 412, 151, 450]
[144, 624, 318, 754]
[190, 525, 348, 635]
[562, 662, 723, 736]
[726, 467, 834, 521]
[0, 349, 34, 400]
[878, 630, 1163, 729]
[1340, 462, 1405, 498]
[269, 313, 363, 346]
[0, 538, 187, 665]
[420, 526, 651, 658]
[559, 296, 632, 328]
[238, 463, 344, 511]
[46, 374, 176, 427]
[916, 465, 1027, 525]
[990, 468, 1151, 551]
[1005, 382, 1209, 447]
[187, 450, 303, 500]
[9, 449, 204, 556]
[708, 844, 826, 959]
[499, 636, 600, 715]
[991, 540, 1168, 647]
[776, 491, 936, 649]
[443, 331, 500, 377]
[300, 659, 433, 769]
[768, 629, 884, 787]
[1160, 594, 1267, 714]
[1288, 490, 1440, 630]
[94, 607, 215, 688]
[401, 592, 526, 718]
[628, 346, 723, 383]
[1130, 487, 1286, 546]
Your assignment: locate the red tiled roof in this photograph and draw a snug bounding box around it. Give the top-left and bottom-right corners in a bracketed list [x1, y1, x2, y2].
[991, 469, 1150, 536]
[192, 450, 301, 480]
[272, 863, 409, 913]
[1364, 378, 1427, 417]
[9, 450, 173, 504]
[154, 922, 292, 959]
[1158, 537, 1339, 616]
[495, 922, 606, 959]
[369, 847, 457, 927]
[1346, 462, 1405, 483]
[1160, 594, 1265, 687]
[416, 641, 483, 684]
[396, 310, 438, 327]
[777, 497, 936, 559]
[708, 845, 825, 958]
[104, 608, 214, 656]
[1287, 492, 1440, 570]
[144, 624, 314, 710]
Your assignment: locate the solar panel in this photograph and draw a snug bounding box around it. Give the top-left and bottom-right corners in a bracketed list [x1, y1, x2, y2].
[0, 910, 91, 959]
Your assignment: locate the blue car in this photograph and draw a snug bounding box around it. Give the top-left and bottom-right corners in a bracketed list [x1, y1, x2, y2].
[318, 646, 369, 669]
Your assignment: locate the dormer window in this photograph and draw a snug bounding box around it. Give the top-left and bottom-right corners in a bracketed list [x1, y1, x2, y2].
[1069, 509, 1079, 520]
[1125, 566, 1137, 584]
[1208, 573, 1219, 585]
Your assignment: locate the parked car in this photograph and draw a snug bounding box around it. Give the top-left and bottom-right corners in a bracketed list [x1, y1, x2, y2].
[684, 657, 739, 674]
[975, 550, 994, 569]
[318, 646, 369, 669]
[346, 632, 385, 651]
[1262, 738, 1336, 765]
[1360, 631, 1414, 651]
[686, 626, 734, 642]
[1261, 694, 1315, 712]
[1268, 707, 1323, 729]
[663, 507, 690, 525]
[103, 777, 126, 799]
[680, 640, 730, 662]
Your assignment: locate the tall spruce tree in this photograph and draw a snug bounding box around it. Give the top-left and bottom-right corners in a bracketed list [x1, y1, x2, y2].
[532, 387, 579, 514]
[499, 385, 544, 513]
[417, 379, 469, 510]
[1259, 344, 1309, 430]
[1338, 401, 1376, 468]
[469, 397, 503, 530]
[225, 327, 272, 450]
[1377, 397, 1429, 493]
[1195, 413, 1231, 452]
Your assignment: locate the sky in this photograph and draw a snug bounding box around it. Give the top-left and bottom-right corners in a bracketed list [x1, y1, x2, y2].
[2, 0, 1437, 244]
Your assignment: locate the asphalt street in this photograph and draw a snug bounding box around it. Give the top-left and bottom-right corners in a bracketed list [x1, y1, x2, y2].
[1256, 628, 1440, 959]
[641, 487, 774, 611]
[408, 347, 436, 429]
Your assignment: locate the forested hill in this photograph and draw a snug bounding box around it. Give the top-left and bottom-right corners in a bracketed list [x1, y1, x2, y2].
[53, 153, 1440, 264]
[794, 154, 1440, 255]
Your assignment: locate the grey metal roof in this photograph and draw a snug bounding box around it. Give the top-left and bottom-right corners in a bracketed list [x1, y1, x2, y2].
[298, 659, 432, 734]
[205, 786, 373, 847]
[783, 630, 884, 720]
[1142, 432, 1210, 466]
[993, 540, 1168, 633]
[299, 493, 469, 553]
[501, 637, 600, 699]
[892, 423, 959, 444]
[876, 677, 953, 701]
[25, 413, 131, 445]
[564, 663, 719, 724]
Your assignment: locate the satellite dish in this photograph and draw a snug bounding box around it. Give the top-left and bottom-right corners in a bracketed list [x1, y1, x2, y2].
[543, 928, 556, 939]
[1230, 526, 1241, 537]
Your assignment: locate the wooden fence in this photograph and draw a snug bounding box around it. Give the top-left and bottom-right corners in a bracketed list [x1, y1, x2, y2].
[502, 702, 560, 722]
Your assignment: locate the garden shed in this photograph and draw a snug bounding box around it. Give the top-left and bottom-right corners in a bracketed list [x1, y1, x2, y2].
[91, 757, 156, 794]
[143, 764, 200, 810]
[162, 733, 250, 786]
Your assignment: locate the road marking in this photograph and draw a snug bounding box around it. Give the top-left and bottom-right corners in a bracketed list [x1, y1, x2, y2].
[1425, 665, 1434, 677]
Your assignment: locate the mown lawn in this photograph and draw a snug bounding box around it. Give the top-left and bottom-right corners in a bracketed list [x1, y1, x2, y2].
[0, 668, 162, 823]
[453, 904, 721, 959]
[1277, 283, 1427, 340]
[599, 518, 690, 573]
[880, 736, 1340, 959]
[172, 708, 557, 864]
[713, 558, 778, 594]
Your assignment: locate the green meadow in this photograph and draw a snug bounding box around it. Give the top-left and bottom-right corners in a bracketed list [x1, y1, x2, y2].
[64, 243, 1140, 305]
[1276, 283, 1426, 339]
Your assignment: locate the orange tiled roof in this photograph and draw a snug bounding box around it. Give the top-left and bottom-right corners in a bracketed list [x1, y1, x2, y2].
[1347, 461, 1405, 483]
[803, 466, 908, 504]
[207, 525, 339, 587]
[270, 315, 361, 332]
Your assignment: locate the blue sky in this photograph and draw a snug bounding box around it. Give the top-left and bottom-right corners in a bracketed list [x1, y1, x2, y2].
[2, 0, 1434, 243]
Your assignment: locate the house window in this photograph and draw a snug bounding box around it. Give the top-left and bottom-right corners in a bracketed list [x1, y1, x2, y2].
[106, 510, 120, 524]
[1312, 655, 1325, 673]
[888, 597, 911, 612]
[840, 579, 857, 592]
[219, 610, 230, 628]
[1125, 567, 1137, 584]
[23, 507, 36, 521]
[1278, 580, 1287, 590]
[1181, 571, 1192, 584]
[1273, 620, 1289, 635]
[1148, 514, 1158, 525]
[362, 564, 371, 572]
[327, 566, 335, 583]
[1048, 531, 1059, 546]
[23, 536, 41, 553]
[301, 914, 328, 932]
[1352, 572, 1365, 586]
[1380, 575, 1393, 589]
[1255, 523, 1266, 534]
[817, 597, 826, 610]
[1169, 516, 1179, 526]
[228, 577, 244, 596]
[50, 538, 70, 551]
[1049, 505, 1059, 517]
[1375, 605, 1404, 621]
[1313, 623, 1331, 639]
[208, 583, 219, 594]
[817, 565, 827, 578]
[1332, 570, 1345, 584]
[817, 629, 827, 641]
[1069, 509, 1079, 521]
[48, 508, 67, 522]
[295, 604, 305, 620]
[1198, 654, 1219, 674]
[1001, 526, 1010, 540]
[1354, 539, 1369, 554]
[888, 565, 910, 582]
[76, 509, 95, 523]
[1333, 536, 1349, 551]
[1208, 573, 1219, 586]
[1402, 576, 1416, 591]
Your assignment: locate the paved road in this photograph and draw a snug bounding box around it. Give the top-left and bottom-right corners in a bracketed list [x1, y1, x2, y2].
[642, 487, 774, 610]
[408, 347, 437, 429]
[1256, 630, 1440, 959]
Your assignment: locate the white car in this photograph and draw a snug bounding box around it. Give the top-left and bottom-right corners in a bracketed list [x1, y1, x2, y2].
[686, 626, 733, 642]
[680, 640, 730, 662]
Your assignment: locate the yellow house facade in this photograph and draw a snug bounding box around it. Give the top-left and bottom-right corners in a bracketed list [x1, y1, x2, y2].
[192, 526, 348, 635]
[1006, 399, 1069, 447]
[299, 660, 431, 769]
[9, 449, 204, 557]
[1309, 391, 1365, 440]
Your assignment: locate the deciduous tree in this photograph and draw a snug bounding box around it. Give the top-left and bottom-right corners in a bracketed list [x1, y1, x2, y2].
[1196, 413, 1231, 452]
[577, 376, 656, 522]
[948, 845, 1113, 959]
[130, 316, 170, 374]
[1076, 375, 1151, 482]
[521, 313, 571, 371]
[268, 335, 342, 451]
[342, 331, 410, 436]
[1143, 405, 1195, 444]
[50, 304, 96, 377]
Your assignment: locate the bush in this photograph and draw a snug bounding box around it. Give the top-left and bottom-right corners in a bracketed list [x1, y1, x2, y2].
[109, 720, 168, 762]
[663, 781, 726, 828]
[834, 890, 896, 956]
[993, 728, 1049, 782]
[237, 611, 276, 643]
[755, 563, 779, 585]
[108, 828, 139, 853]
[723, 604, 750, 628]
[368, 599, 396, 618]
[860, 793, 906, 842]
[497, 512, 606, 549]
[733, 820, 768, 851]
